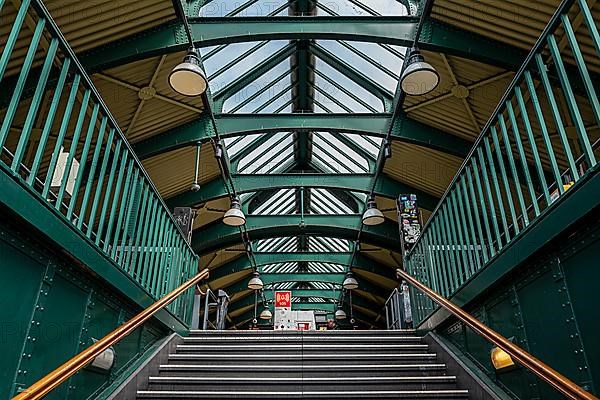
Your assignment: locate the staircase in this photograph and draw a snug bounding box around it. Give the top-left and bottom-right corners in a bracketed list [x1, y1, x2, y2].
[135, 330, 470, 399]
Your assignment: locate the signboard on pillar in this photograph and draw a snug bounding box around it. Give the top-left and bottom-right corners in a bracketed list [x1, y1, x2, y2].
[396, 194, 422, 255]
[274, 291, 293, 330]
[275, 291, 291, 308]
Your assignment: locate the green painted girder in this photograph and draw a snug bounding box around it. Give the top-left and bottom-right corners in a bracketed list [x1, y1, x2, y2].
[167, 173, 440, 210]
[192, 214, 400, 255]
[209, 252, 397, 281]
[80, 16, 525, 72]
[133, 113, 471, 160]
[221, 270, 389, 302]
[227, 289, 379, 313]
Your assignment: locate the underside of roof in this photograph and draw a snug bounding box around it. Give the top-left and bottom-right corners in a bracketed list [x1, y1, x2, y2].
[2, 0, 598, 327]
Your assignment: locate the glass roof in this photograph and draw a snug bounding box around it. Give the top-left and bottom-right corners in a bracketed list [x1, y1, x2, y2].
[198, 0, 409, 293]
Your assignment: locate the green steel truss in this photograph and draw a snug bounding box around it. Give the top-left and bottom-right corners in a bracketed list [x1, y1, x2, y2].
[193, 215, 400, 255]
[209, 252, 397, 281]
[167, 173, 440, 211]
[133, 113, 471, 160]
[80, 16, 526, 72]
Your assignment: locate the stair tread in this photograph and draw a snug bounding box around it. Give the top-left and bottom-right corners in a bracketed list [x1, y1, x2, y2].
[160, 363, 447, 370]
[149, 376, 457, 382]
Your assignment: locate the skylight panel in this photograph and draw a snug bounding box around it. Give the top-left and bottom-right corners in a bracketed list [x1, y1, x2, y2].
[315, 0, 408, 15]
[200, 0, 289, 17]
[237, 132, 294, 173]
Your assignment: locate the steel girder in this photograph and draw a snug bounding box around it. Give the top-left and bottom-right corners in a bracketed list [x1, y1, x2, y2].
[167, 173, 440, 210]
[80, 17, 526, 72]
[222, 273, 389, 301]
[192, 215, 400, 255]
[227, 289, 380, 313]
[133, 113, 471, 160]
[230, 302, 383, 327]
[209, 252, 397, 281]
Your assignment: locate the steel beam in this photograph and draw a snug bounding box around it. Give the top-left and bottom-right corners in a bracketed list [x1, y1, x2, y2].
[192, 214, 400, 255]
[80, 17, 525, 72]
[167, 173, 440, 210]
[209, 252, 396, 281]
[133, 113, 471, 160]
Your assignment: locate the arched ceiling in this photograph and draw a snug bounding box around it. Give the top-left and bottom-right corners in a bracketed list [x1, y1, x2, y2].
[22, 0, 570, 325]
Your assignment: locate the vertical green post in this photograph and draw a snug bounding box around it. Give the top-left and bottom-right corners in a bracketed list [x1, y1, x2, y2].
[459, 177, 482, 274]
[42, 74, 82, 199]
[498, 114, 529, 227]
[448, 189, 469, 283]
[491, 126, 520, 234]
[524, 72, 563, 194]
[79, 118, 108, 230]
[108, 159, 135, 256]
[116, 170, 140, 264]
[483, 137, 510, 241]
[127, 185, 150, 273]
[55, 90, 92, 209]
[0, 18, 45, 150]
[67, 104, 100, 220]
[466, 165, 488, 263]
[547, 34, 596, 168]
[514, 86, 551, 206]
[506, 100, 540, 218]
[95, 140, 123, 245]
[471, 157, 495, 258]
[451, 187, 475, 278]
[12, 38, 59, 170]
[28, 58, 71, 185]
[477, 147, 502, 249]
[0, 0, 32, 83]
[103, 154, 130, 252]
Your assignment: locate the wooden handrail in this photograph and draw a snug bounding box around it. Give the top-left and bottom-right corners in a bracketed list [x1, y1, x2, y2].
[13, 268, 210, 400]
[397, 268, 598, 400]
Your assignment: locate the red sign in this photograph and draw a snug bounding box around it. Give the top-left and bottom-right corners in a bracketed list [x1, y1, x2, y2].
[275, 291, 291, 308]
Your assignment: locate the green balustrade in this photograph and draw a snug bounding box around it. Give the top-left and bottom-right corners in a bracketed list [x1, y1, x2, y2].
[0, 0, 197, 325]
[405, 0, 600, 325]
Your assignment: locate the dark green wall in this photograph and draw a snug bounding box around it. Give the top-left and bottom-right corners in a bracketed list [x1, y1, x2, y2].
[0, 217, 169, 399]
[439, 209, 600, 399]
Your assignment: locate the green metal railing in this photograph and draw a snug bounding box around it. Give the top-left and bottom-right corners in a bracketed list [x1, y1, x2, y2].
[0, 0, 197, 323]
[404, 0, 600, 325]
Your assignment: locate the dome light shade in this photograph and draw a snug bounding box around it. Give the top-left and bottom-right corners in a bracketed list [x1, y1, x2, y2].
[400, 49, 440, 96]
[343, 272, 358, 290]
[223, 197, 246, 226]
[247, 272, 263, 290]
[259, 307, 272, 320]
[168, 49, 208, 96]
[335, 308, 347, 320]
[362, 199, 384, 226]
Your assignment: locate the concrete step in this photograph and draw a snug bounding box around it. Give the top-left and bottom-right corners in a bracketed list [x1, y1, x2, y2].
[175, 343, 429, 354]
[181, 335, 424, 344]
[137, 389, 470, 399]
[158, 363, 448, 378]
[168, 352, 440, 366]
[187, 330, 417, 337]
[146, 375, 459, 391]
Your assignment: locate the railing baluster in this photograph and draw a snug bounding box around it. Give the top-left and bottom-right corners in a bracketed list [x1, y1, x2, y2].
[12, 38, 59, 171]
[432, 219, 449, 297]
[451, 187, 474, 278]
[562, 14, 600, 127]
[524, 72, 564, 194]
[443, 201, 462, 288]
[447, 190, 469, 285]
[472, 158, 495, 258]
[459, 176, 482, 274]
[140, 198, 159, 289]
[56, 90, 92, 209]
[547, 34, 596, 169]
[0, 0, 31, 82]
[67, 104, 100, 221]
[103, 153, 129, 252]
[498, 114, 530, 227]
[116, 170, 140, 264]
[477, 147, 502, 251]
[128, 185, 151, 274]
[506, 100, 540, 218]
[109, 159, 135, 256]
[0, 17, 45, 150]
[95, 140, 122, 245]
[466, 166, 488, 263]
[150, 213, 168, 296]
[483, 137, 510, 243]
[27, 58, 71, 185]
[78, 118, 108, 229]
[577, 0, 600, 56]
[514, 86, 551, 206]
